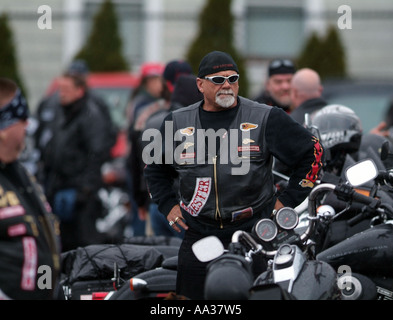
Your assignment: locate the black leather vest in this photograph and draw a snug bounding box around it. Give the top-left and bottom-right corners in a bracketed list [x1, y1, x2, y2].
[171, 97, 275, 228]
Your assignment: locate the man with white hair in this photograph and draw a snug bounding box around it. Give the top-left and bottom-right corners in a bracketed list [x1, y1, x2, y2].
[290, 68, 327, 125]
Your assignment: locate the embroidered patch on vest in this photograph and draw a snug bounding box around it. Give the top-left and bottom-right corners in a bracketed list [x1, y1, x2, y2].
[183, 142, 194, 150]
[242, 138, 255, 145]
[238, 146, 260, 152]
[21, 237, 37, 291]
[299, 179, 314, 188]
[180, 177, 211, 216]
[231, 207, 254, 222]
[8, 223, 27, 237]
[0, 205, 25, 220]
[179, 127, 195, 136]
[180, 152, 196, 159]
[240, 122, 258, 131]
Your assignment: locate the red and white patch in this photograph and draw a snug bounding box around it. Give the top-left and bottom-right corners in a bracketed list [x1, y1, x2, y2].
[231, 207, 254, 222]
[8, 223, 27, 237]
[238, 146, 260, 152]
[180, 178, 211, 216]
[0, 205, 25, 220]
[21, 237, 37, 291]
[180, 152, 196, 159]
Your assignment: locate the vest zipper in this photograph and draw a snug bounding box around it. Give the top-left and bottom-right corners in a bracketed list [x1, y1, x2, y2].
[212, 155, 223, 229]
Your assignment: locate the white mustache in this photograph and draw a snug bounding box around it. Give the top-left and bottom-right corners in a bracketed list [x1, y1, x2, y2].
[217, 90, 234, 96]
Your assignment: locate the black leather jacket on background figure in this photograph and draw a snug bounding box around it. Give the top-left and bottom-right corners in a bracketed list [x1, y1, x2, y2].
[41, 94, 113, 201]
[0, 161, 61, 299]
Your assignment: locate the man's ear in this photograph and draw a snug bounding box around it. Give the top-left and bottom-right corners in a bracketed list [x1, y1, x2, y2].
[196, 78, 204, 93]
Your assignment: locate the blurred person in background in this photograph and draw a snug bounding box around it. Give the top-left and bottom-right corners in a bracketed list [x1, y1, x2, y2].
[127, 62, 166, 125]
[40, 72, 114, 251]
[273, 68, 327, 184]
[141, 73, 203, 238]
[289, 68, 327, 125]
[125, 62, 165, 236]
[34, 60, 117, 183]
[254, 59, 296, 113]
[0, 77, 61, 299]
[127, 60, 193, 237]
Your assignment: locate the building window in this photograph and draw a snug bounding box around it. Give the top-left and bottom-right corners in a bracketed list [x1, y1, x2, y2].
[245, 6, 304, 58]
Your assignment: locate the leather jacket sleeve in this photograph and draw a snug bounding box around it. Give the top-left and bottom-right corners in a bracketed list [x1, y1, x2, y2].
[266, 107, 323, 207]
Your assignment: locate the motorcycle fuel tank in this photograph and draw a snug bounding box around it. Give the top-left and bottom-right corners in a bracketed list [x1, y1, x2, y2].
[253, 245, 339, 300]
[317, 224, 393, 276]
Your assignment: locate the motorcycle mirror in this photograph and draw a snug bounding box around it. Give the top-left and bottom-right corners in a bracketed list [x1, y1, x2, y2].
[345, 159, 378, 186]
[192, 236, 225, 262]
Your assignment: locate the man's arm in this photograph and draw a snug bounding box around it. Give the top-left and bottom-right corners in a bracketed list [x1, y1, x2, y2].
[266, 107, 323, 208]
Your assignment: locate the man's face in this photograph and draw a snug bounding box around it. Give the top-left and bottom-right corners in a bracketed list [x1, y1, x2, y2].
[144, 76, 164, 99]
[0, 120, 27, 163]
[58, 76, 84, 106]
[197, 71, 239, 112]
[266, 73, 293, 107]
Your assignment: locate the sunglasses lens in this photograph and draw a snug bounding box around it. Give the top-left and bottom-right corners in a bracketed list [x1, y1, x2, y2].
[228, 75, 239, 83]
[211, 77, 225, 84]
[205, 74, 239, 84]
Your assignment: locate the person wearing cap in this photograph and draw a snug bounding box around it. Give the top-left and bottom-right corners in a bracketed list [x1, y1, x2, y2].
[127, 62, 166, 125]
[254, 59, 296, 113]
[144, 51, 323, 299]
[125, 62, 165, 236]
[163, 60, 193, 93]
[139, 74, 203, 239]
[0, 78, 61, 299]
[126, 60, 193, 237]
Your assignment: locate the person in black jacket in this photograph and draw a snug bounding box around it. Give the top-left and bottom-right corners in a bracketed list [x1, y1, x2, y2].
[34, 61, 117, 183]
[290, 68, 327, 125]
[0, 78, 61, 299]
[40, 72, 113, 251]
[138, 74, 203, 238]
[144, 51, 323, 299]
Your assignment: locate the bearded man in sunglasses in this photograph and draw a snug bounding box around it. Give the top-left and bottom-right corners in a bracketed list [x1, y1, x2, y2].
[144, 51, 323, 299]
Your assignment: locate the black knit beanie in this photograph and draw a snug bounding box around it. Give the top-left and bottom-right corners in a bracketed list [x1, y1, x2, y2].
[197, 51, 239, 78]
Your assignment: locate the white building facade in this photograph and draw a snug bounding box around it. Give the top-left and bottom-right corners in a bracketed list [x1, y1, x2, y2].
[1, 0, 393, 110]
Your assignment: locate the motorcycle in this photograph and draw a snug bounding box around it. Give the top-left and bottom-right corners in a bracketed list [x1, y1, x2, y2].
[191, 158, 393, 300]
[314, 158, 393, 300]
[107, 157, 392, 301]
[191, 183, 341, 300]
